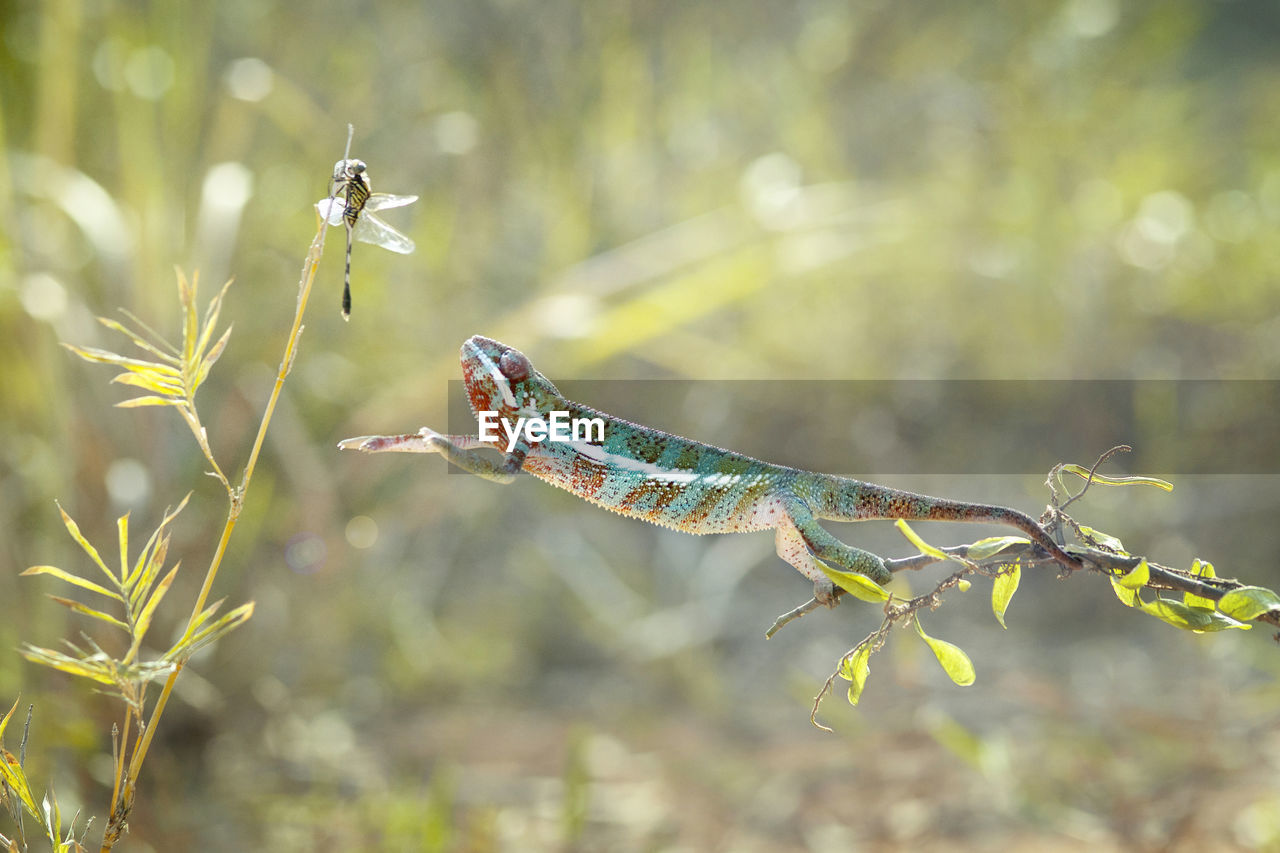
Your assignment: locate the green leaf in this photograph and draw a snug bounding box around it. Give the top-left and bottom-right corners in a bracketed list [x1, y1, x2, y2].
[47, 596, 129, 632]
[842, 643, 873, 706]
[1059, 463, 1174, 492]
[914, 615, 975, 686]
[1117, 559, 1149, 590]
[816, 560, 890, 602]
[991, 562, 1021, 629]
[1141, 598, 1249, 632]
[1183, 559, 1217, 610]
[1217, 586, 1280, 622]
[895, 519, 950, 561]
[967, 536, 1029, 560]
[21, 565, 122, 602]
[1078, 525, 1126, 554]
[1110, 577, 1138, 607]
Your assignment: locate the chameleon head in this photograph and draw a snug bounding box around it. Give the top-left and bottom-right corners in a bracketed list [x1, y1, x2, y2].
[459, 335, 563, 420]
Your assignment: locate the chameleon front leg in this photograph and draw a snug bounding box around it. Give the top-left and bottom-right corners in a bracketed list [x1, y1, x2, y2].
[339, 427, 527, 484]
[775, 494, 891, 606]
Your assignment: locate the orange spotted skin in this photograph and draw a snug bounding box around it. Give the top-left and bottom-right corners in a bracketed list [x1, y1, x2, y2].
[374, 335, 1082, 602]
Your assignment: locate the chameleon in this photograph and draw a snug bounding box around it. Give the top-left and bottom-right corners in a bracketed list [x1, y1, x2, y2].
[339, 335, 1082, 604]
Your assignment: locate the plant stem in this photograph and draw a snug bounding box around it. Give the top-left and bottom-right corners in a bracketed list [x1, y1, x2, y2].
[101, 212, 334, 851]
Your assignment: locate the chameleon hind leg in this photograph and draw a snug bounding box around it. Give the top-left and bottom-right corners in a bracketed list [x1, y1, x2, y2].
[338, 427, 525, 484]
[775, 495, 891, 606]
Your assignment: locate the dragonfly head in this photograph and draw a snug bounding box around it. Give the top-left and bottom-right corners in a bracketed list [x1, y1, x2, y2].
[460, 335, 563, 421]
[332, 158, 367, 183]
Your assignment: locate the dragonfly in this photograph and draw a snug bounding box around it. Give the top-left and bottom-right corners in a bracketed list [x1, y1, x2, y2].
[316, 158, 417, 319]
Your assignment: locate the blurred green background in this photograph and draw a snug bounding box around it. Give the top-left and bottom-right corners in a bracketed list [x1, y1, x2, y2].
[4, 0, 1280, 849]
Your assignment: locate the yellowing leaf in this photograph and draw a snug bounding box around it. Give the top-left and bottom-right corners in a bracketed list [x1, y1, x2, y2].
[968, 536, 1029, 560]
[895, 519, 949, 561]
[1117, 559, 1149, 590]
[126, 563, 180, 664]
[991, 562, 1021, 629]
[1079, 525, 1126, 554]
[116, 396, 184, 408]
[1217, 586, 1280, 622]
[1183, 559, 1217, 610]
[842, 643, 873, 706]
[53, 503, 115, 585]
[914, 615, 975, 686]
[817, 561, 890, 602]
[21, 565, 122, 602]
[48, 596, 129, 632]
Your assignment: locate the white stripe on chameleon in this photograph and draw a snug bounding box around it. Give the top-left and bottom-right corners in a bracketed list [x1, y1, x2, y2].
[571, 443, 702, 485]
[463, 339, 517, 409]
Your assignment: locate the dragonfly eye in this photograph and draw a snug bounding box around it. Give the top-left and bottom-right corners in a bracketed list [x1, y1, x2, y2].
[498, 349, 531, 382]
[348, 160, 367, 177]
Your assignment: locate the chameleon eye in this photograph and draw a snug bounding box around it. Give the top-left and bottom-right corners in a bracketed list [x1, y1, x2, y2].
[499, 349, 531, 382]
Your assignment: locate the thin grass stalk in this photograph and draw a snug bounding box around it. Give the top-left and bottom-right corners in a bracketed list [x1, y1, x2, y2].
[101, 210, 334, 852]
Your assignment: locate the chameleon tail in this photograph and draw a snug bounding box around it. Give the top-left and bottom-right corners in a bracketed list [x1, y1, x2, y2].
[833, 480, 1081, 571]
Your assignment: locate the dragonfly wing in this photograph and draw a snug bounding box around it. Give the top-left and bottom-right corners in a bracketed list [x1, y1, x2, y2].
[352, 213, 416, 254]
[363, 193, 419, 212]
[315, 196, 346, 226]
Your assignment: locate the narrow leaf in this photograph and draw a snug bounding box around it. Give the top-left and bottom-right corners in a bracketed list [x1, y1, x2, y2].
[189, 597, 226, 632]
[991, 562, 1021, 629]
[192, 324, 233, 391]
[19, 647, 117, 686]
[53, 504, 115, 585]
[126, 563, 180, 663]
[111, 371, 185, 396]
[967, 536, 1029, 561]
[180, 271, 199, 371]
[116, 395, 184, 408]
[95, 316, 179, 364]
[192, 278, 233, 366]
[116, 513, 129, 584]
[895, 519, 950, 561]
[816, 561, 890, 602]
[1059, 463, 1174, 492]
[1217, 586, 1280, 622]
[61, 344, 182, 378]
[169, 602, 255, 661]
[21, 566, 122, 602]
[0, 703, 40, 822]
[914, 616, 976, 686]
[124, 494, 191, 592]
[48, 596, 129, 632]
[842, 643, 873, 706]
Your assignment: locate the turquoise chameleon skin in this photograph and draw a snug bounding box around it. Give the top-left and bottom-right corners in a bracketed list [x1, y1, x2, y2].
[340, 335, 1082, 604]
